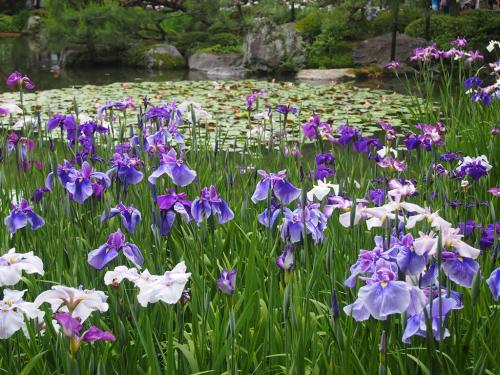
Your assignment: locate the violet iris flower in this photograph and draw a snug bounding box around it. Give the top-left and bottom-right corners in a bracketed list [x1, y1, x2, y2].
[191, 186, 234, 225]
[108, 153, 144, 186]
[276, 244, 294, 271]
[395, 234, 428, 276]
[101, 203, 141, 233]
[385, 61, 400, 70]
[486, 268, 500, 301]
[353, 136, 382, 153]
[46, 114, 76, 133]
[156, 189, 192, 236]
[64, 162, 111, 204]
[402, 296, 462, 343]
[31, 187, 50, 203]
[355, 262, 411, 320]
[4, 199, 45, 234]
[455, 155, 492, 181]
[55, 312, 115, 354]
[275, 104, 298, 115]
[368, 189, 385, 206]
[6, 71, 35, 89]
[98, 96, 136, 118]
[480, 223, 500, 250]
[464, 76, 483, 91]
[148, 148, 196, 187]
[281, 203, 327, 244]
[217, 269, 237, 295]
[344, 236, 397, 288]
[336, 124, 359, 146]
[88, 229, 144, 270]
[302, 115, 332, 140]
[257, 199, 281, 228]
[251, 170, 301, 205]
[441, 251, 479, 288]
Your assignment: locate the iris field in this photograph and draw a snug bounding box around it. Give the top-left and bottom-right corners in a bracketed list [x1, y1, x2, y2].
[0, 38, 499, 375]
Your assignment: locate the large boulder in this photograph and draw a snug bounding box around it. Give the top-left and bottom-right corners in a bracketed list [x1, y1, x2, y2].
[243, 18, 305, 72]
[353, 33, 427, 66]
[188, 52, 248, 78]
[126, 43, 186, 70]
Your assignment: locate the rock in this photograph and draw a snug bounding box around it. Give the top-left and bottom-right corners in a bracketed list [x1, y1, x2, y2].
[126, 43, 186, 70]
[22, 15, 41, 34]
[59, 45, 122, 67]
[296, 69, 355, 82]
[353, 33, 427, 66]
[59, 45, 91, 67]
[188, 52, 248, 78]
[243, 18, 305, 73]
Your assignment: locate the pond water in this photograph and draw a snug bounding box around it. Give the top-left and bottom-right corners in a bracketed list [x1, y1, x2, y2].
[0, 36, 405, 93]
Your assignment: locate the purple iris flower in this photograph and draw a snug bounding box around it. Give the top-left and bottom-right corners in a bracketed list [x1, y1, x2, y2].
[336, 124, 359, 146]
[368, 189, 385, 206]
[451, 37, 467, 48]
[145, 130, 169, 157]
[457, 220, 481, 236]
[441, 251, 479, 288]
[101, 203, 141, 233]
[353, 137, 382, 153]
[191, 185, 234, 225]
[395, 234, 428, 276]
[344, 237, 398, 288]
[88, 229, 144, 270]
[480, 223, 500, 250]
[355, 262, 411, 320]
[31, 187, 50, 203]
[275, 104, 298, 115]
[145, 101, 182, 127]
[464, 76, 483, 91]
[315, 165, 335, 180]
[217, 268, 237, 295]
[108, 153, 144, 186]
[486, 268, 500, 301]
[402, 296, 461, 343]
[302, 115, 332, 140]
[385, 61, 401, 70]
[276, 244, 294, 271]
[455, 156, 492, 181]
[251, 170, 301, 205]
[148, 148, 196, 187]
[64, 162, 111, 204]
[55, 312, 115, 353]
[98, 96, 136, 118]
[316, 152, 335, 166]
[46, 114, 76, 133]
[404, 134, 420, 150]
[409, 44, 440, 62]
[257, 199, 281, 228]
[4, 199, 45, 234]
[440, 151, 463, 162]
[471, 89, 492, 105]
[6, 70, 35, 89]
[156, 189, 192, 236]
[281, 203, 327, 244]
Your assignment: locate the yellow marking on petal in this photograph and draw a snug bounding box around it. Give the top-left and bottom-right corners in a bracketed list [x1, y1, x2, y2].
[380, 281, 388, 288]
[457, 256, 463, 262]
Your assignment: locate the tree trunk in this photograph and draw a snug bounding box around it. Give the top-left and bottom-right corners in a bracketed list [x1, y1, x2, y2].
[424, 0, 431, 41]
[291, 1, 296, 22]
[390, 0, 400, 61]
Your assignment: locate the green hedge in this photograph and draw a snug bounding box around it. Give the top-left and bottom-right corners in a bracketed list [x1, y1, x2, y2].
[405, 10, 500, 50]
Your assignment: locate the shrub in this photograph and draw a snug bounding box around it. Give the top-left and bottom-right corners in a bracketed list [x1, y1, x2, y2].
[295, 9, 326, 40]
[405, 10, 500, 51]
[0, 14, 16, 33]
[370, 5, 423, 35]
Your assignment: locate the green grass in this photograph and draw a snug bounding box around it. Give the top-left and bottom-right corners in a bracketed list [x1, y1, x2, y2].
[0, 58, 499, 374]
